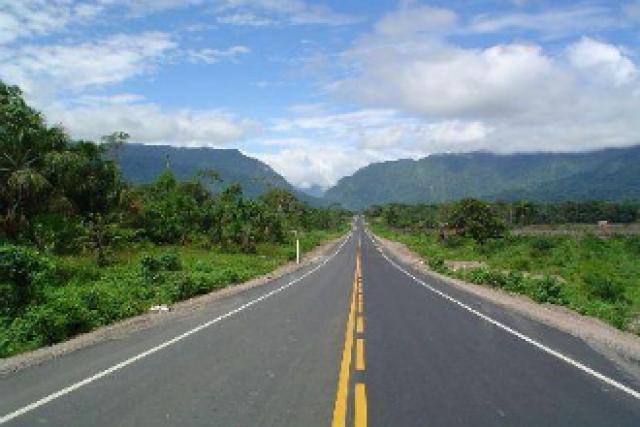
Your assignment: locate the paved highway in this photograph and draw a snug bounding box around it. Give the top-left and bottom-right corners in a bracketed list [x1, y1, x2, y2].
[1, 222, 640, 426]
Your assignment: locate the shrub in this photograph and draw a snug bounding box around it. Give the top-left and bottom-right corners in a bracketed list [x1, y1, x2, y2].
[29, 214, 86, 254]
[530, 237, 555, 253]
[582, 272, 627, 303]
[140, 250, 182, 278]
[511, 257, 531, 271]
[503, 271, 525, 292]
[530, 276, 564, 304]
[447, 199, 506, 244]
[428, 256, 446, 272]
[0, 245, 54, 313]
[626, 236, 640, 255]
[443, 235, 465, 248]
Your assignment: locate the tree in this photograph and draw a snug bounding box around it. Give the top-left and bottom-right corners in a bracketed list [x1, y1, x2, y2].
[447, 198, 506, 244]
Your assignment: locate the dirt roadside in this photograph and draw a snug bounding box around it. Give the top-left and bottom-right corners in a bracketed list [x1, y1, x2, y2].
[0, 233, 348, 376]
[371, 231, 640, 381]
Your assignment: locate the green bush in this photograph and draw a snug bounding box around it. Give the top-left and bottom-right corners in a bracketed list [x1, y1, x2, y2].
[0, 245, 55, 314]
[428, 256, 446, 272]
[503, 271, 526, 292]
[626, 236, 640, 255]
[530, 276, 564, 304]
[140, 250, 182, 277]
[29, 214, 86, 254]
[530, 237, 555, 253]
[443, 235, 465, 248]
[582, 272, 627, 303]
[511, 257, 531, 271]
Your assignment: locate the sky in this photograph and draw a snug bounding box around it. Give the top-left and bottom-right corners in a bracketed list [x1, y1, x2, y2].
[1, 0, 639, 190]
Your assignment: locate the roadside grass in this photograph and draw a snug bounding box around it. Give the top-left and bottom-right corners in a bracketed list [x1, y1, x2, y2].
[370, 223, 640, 333]
[0, 229, 344, 358]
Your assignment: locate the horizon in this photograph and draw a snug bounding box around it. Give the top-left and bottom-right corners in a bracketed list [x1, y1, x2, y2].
[118, 142, 640, 193]
[2, 0, 639, 190]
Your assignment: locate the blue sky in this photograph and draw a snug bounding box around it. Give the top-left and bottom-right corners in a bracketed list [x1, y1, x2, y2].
[1, 0, 639, 189]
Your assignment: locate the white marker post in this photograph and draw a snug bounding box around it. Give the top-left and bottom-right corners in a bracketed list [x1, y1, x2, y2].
[292, 230, 300, 264]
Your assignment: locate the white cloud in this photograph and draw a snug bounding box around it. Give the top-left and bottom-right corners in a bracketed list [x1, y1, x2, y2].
[257, 137, 308, 147]
[0, 32, 176, 95]
[0, 0, 104, 44]
[468, 5, 619, 37]
[375, 5, 458, 37]
[329, 5, 640, 156]
[567, 37, 638, 86]
[46, 97, 255, 145]
[254, 142, 374, 189]
[213, 0, 359, 26]
[217, 12, 275, 26]
[187, 45, 250, 64]
[337, 41, 562, 119]
[256, 107, 492, 187]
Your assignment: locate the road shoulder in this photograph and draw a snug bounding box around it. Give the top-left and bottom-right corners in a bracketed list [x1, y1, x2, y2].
[370, 230, 640, 381]
[0, 234, 347, 376]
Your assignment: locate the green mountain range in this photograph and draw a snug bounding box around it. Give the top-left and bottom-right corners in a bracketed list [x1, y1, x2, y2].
[324, 145, 640, 210]
[117, 144, 319, 203]
[118, 144, 640, 210]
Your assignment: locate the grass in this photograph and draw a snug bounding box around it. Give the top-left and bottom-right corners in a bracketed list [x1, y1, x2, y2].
[370, 222, 640, 333]
[0, 229, 344, 358]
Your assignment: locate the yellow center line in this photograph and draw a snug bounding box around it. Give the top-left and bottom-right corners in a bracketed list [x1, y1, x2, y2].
[331, 268, 358, 427]
[331, 237, 368, 427]
[355, 383, 368, 427]
[356, 338, 365, 371]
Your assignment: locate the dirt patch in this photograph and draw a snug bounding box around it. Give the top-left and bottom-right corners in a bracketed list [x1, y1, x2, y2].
[0, 234, 347, 376]
[372, 232, 640, 381]
[445, 260, 486, 271]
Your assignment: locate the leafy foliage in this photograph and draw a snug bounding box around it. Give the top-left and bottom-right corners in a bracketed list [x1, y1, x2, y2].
[446, 199, 506, 244]
[0, 81, 351, 357]
[370, 211, 640, 333]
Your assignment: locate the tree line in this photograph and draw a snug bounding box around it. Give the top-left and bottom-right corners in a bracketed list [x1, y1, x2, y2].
[0, 81, 349, 261]
[366, 200, 639, 231]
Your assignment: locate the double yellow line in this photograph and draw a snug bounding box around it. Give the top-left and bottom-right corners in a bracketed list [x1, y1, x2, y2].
[332, 240, 367, 427]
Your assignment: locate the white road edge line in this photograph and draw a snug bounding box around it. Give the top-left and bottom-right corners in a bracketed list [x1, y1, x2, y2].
[0, 232, 353, 425]
[365, 231, 640, 401]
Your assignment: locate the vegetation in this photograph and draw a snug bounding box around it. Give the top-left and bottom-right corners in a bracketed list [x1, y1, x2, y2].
[325, 147, 640, 210]
[117, 143, 321, 203]
[367, 201, 640, 332]
[0, 81, 349, 357]
[366, 200, 640, 230]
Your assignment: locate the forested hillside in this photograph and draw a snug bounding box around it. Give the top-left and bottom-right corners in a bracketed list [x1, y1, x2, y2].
[0, 81, 349, 357]
[118, 144, 302, 200]
[325, 147, 640, 210]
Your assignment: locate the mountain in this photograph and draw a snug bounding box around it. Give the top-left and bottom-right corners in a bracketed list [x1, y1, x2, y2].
[324, 145, 640, 210]
[297, 184, 326, 199]
[117, 144, 319, 203]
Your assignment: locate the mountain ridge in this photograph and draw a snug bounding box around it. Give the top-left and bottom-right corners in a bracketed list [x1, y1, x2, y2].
[117, 144, 322, 205]
[324, 145, 640, 210]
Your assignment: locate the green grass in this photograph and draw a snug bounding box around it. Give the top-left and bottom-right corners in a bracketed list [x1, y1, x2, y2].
[0, 229, 344, 358]
[371, 222, 640, 333]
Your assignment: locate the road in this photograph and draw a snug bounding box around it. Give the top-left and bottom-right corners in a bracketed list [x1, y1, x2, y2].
[1, 221, 640, 426]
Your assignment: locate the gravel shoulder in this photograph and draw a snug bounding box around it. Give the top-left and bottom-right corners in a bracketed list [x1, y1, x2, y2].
[0, 234, 347, 375]
[371, 230, 640, 381]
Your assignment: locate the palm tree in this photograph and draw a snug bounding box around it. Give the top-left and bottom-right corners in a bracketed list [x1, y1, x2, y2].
[0, 130, 51, 237]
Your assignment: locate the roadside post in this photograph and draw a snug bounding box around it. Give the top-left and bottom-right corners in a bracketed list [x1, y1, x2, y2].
[292, 230, 300, 264]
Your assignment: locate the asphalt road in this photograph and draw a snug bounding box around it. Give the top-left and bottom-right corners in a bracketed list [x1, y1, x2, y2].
[1, 222, 640, 426]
